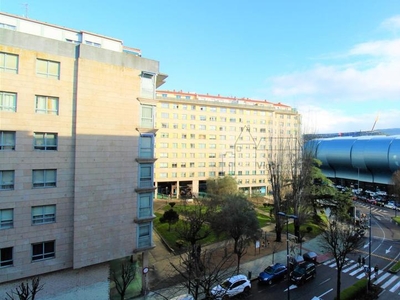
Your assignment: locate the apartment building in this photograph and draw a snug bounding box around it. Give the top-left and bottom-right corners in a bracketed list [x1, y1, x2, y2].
[0, 12, 166, 298]
[154, 90, 301, 199]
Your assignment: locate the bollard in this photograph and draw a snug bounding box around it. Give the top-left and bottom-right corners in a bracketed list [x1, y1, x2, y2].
[248, 271, 252, 280]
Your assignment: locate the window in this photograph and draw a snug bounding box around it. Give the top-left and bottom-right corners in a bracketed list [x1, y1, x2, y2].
[36, 59, 60, 79]
[138, 193, 152, 218]
[139, 164, 153, 188]
[0, 247, 13, 267]
[161, 113, 169, 118]
[200, 115, 206, 121]
[0, 91, 17, 112]
[159, 163, 168, 168]
[209, 171, 216, 177]
[34, 132, 57, 150]
[161, 93, 167, 98]
[140, 72, 155, 98]
[172, 104, 179, 109]
[32, 205, 56, 224]
[0, 131, 15, 150]
[85, 41, 101, 47]
[138, 223, 152, 248]
[139, 134, 154, 158]
[141, 105, 154, 128]
[161, 103, 169, 108]
[32, 241, 55, 261]
[172, 163, 177, 168]
[161, 123, 168, 128]
[198, 172, 205, 177]
[199, 125, 206, 130]
[0, 209, 13, 229]
[0, 52, 18, 73]
[0, 170, 14, 190]
[35, 95, 59, 115]
[32, 169, 56, 188]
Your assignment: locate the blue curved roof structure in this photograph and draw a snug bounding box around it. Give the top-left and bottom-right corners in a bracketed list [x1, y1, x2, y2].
[306, 136, 400, 184]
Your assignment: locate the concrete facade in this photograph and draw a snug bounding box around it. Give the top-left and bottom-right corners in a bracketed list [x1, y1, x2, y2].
[154, 90, 302, 198]
[0, 12, 164, 298]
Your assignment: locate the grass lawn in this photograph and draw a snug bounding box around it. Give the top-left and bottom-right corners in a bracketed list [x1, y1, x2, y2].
[392, 216, 400, 225]
[154, 203, 326, 250]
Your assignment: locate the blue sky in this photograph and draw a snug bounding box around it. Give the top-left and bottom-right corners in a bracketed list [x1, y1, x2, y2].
[1, 0, 400, 134]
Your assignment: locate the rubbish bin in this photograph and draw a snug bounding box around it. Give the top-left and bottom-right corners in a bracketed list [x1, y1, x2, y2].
[248, 271, 252, 280]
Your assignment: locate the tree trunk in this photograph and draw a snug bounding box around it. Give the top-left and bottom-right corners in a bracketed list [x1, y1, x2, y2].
[336, 268, 342, 300]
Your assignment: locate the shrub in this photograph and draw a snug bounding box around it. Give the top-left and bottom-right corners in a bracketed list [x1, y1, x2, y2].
[389, 260, 400, 273]
[335, 278, 367, 300]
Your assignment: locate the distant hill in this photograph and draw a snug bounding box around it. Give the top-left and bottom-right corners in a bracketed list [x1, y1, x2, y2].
[378, 128, 400, 135]
[303, 128, 400, 142]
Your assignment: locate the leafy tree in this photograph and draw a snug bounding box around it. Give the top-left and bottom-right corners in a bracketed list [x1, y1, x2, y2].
[319, 218, 364, 300]
[391, 170, 400, 201]
[5, 276, 44, 300]
[110, 260, 137, 300]
[210, 194, 261, 273]
[206, 176, 237, 199]
[160, 209, 179, 231]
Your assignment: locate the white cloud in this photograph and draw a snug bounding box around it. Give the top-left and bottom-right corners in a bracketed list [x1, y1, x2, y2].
[271, 60, 400, 101]
[380, 15, 400, 31]
[267, 15, 400, 134]
[349, 39, 400, 58]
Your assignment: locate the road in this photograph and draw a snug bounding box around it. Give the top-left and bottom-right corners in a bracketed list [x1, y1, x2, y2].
[232, 201, 400, 300]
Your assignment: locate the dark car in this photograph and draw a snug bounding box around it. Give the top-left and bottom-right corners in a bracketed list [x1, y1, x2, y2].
[258, 263, 287, 285]
[303, 251, 318, 263]
[290, 261, 316, 285]
[289, 255, 304, 271]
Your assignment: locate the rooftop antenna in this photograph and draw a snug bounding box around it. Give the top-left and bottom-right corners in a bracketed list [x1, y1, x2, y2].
[21, 3, 28, 18]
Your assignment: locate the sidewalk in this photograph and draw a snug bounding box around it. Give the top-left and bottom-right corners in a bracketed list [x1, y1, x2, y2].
[129, 223, 333, 300]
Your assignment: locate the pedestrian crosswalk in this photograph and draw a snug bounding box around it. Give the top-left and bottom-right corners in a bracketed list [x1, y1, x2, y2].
[322, 258, 400, 294]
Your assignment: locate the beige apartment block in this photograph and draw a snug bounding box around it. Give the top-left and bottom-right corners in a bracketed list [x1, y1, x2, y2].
[0, 12, 166, 299]
[154, 90, 301, 199]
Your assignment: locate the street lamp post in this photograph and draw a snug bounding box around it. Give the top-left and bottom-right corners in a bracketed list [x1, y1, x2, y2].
[278, 212, 298, 300]
[368, 201, 372, 291]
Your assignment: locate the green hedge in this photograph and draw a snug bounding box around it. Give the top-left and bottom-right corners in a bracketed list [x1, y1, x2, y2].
[334, 278, 367, 300]
[389, 260, 400, 273]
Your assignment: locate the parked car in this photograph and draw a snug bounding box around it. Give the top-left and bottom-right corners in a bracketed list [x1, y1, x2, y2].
[258, 263, 287, 285]
[289, 255, 304, 271]
[303, 251, 318, 263]
[211, 274, 251, 299]
[290, 261, 316, 285]
[385, 203, 396, 210]
[170, 295, 194, 300]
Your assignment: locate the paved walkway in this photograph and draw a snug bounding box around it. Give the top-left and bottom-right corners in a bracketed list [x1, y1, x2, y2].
[127, 221, 332, 300]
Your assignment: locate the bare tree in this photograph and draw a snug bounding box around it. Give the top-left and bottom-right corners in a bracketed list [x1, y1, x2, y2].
[175, 198, 214, 263]
[170, 245, 236, 299]
[5, 276, 44, 300]
[318, 219, 364, 300]
[110, 259, 137, 300]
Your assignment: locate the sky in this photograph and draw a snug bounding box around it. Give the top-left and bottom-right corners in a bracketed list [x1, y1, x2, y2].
[1, 0, 400, 134]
